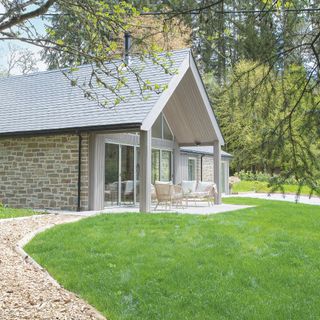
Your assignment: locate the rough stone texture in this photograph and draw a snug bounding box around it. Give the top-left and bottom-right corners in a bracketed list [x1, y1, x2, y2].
[0, 134, 89, 211]
[202, 156, 230, 194]
[201, 156, 214, 182]
[0, 214, 105, 320]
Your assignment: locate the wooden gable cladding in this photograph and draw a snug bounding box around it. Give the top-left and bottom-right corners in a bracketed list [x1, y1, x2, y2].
[163, 69, 219, 146]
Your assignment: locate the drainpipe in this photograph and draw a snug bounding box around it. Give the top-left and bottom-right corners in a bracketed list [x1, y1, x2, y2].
[200, 155, 204, 181]
[77, 133, 82, 212]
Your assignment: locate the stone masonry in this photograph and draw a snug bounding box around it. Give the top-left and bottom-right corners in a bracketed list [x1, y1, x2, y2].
[201, 155, 230, 194]
[202, 155, 214, 182]
[0, 133, 89, 211]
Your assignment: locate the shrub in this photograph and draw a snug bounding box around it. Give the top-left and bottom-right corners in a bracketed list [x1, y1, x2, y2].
[234, 170, 299, 185]
[235, 170, 271, 182]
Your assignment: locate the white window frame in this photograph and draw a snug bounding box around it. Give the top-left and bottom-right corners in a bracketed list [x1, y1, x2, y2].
[152, 113, 174, 141]
[162, 113, 174, 141]
[188, 157, 197, 181]
[152, 147, 173, 182]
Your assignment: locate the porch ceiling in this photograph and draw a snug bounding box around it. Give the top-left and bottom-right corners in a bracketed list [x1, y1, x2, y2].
[163, 68, 222, 146]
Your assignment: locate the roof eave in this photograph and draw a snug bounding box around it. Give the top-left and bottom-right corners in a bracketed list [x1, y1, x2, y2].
[180, 149, 233, 158]
[188, 53, 225, 145]
[0, 123, 142, 138]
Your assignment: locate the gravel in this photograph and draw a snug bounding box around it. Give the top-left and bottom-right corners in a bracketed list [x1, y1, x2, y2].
[0, 214, 106, 320]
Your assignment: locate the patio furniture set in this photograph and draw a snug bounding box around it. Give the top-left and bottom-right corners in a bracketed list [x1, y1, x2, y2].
[154, 180, 217, 210]
[105, 180, 217, 210]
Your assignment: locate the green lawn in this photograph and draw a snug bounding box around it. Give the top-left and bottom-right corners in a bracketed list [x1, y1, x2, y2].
[231, 180, 317, 196]
[25, 198, 320, 319]
[0, 205, 44, 219]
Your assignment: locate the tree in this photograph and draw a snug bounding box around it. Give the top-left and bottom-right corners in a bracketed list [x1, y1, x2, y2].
[42, 8, 190, 70]
[0, 44, 39, 76]
[208, 60, 320, 193]
[167, 0, 320, 193]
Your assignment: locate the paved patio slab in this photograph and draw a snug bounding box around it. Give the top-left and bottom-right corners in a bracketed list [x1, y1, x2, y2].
[50, 202, 252, 217]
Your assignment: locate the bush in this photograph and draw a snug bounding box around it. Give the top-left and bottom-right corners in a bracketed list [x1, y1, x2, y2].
[235, 170, 271, 182]
[234, 170, 299, 185]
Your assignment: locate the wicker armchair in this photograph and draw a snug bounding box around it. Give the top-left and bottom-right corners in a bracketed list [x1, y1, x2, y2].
[154, 181, 184, 210]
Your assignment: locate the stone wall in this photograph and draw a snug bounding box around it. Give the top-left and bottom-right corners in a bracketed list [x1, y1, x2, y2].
[202, 156, 230, 194]
[202, 156, 214, 182]
[0, 134, 89, 211]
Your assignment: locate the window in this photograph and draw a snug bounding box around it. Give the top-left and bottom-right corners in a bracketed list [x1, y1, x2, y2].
[151, 149, 172, 183]
[188, 158, 196, 181]
[163, 117, 173, 140]
[152, 115, 162, 139]
[161, 150, 172, 181]
[152, 113, 173, 140]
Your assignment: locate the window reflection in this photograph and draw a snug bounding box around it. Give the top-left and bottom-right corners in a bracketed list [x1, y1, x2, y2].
[161, 151, 172, 181]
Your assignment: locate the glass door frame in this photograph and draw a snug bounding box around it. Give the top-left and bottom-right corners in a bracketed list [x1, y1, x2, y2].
[105, 141, 174, 207]
[105, 142, 139, 206]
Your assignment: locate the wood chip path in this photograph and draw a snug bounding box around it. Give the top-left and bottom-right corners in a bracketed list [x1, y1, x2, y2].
[0, 214, 106, 320]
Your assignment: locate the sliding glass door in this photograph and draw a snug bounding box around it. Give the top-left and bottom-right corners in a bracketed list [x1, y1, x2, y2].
[105, 143, 173, 206]
[120, 145, 135, 204]
[105, 143, 119, 206]
[105, 143, 135, 206]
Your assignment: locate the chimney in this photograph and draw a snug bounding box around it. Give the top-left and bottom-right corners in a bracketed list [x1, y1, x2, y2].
[124, 32, 131, 65]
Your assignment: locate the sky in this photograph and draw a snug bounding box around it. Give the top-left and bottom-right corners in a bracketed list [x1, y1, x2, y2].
[0, 3, 49, 74]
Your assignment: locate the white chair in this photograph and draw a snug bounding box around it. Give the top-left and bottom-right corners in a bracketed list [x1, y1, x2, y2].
[181, 180, 217, 206]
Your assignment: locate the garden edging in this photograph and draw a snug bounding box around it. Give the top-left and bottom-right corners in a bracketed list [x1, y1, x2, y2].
[14, 215, 106, 320]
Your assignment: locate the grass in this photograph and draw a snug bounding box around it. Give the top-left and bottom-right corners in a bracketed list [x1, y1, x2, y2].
[231, 180, 317, 196]
[25, 198, 320, 319]
[0, 205, 44, 219]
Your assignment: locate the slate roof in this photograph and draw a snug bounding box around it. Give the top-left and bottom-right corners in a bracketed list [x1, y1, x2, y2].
[0, 49, 189, 136]
[181, 146, 232, 158]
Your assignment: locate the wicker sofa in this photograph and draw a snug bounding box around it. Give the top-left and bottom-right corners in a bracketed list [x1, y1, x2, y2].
[181, 180, 217, 206]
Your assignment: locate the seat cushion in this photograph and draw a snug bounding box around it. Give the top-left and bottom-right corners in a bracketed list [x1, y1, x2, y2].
[155, 181, 173, 185]
[188, 191, 209, 198]
[196, 181, 214, 193]
[173, 192, 183, 200]
[181, 180, 197, 194]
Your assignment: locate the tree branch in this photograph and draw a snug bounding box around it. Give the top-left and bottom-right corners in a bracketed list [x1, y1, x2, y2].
[0, 0, 56, 32]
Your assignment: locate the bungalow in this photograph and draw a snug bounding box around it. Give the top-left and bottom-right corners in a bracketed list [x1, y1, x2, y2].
[0, 48, 230, 212]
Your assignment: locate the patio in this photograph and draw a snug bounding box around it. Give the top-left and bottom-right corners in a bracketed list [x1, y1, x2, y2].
[51, 201, 252, 217]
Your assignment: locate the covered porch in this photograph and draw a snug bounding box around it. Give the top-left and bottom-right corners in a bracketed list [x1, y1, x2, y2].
[88, 53, 224, 213]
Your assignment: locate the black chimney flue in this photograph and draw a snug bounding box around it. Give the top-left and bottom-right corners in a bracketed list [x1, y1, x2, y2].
[124, 32, 131, 65]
